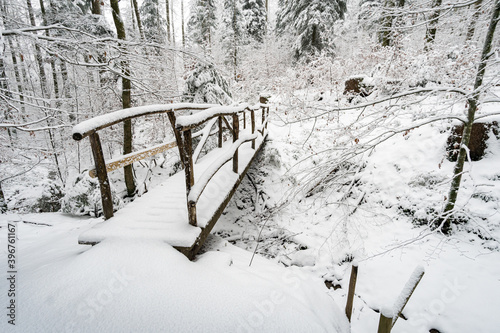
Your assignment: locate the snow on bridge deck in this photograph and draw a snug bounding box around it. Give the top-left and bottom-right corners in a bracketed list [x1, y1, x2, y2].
[78, 134, 266, 249]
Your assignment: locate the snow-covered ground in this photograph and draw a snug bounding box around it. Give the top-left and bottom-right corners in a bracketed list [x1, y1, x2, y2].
[2, 90, 500, 332]
[0, 213, 348, 332]
[211, 91, 500, 332]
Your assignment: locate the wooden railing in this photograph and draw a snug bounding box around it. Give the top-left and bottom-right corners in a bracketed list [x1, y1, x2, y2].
[72, 97, 270, 225]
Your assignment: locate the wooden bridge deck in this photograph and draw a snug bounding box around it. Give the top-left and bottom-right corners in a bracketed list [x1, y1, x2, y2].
[79, 131, 267, 258]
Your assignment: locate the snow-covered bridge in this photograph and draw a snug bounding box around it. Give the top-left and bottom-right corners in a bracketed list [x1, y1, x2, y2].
[72, 99, 270, 259]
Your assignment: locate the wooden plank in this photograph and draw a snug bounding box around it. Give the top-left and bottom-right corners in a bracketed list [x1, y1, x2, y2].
[193, 117, 219, 164]
[88, 132, 114, 220]
[89, 141, 177, 178]
[392, 268, 425, 328]
[188, 134, 258, 205]
[181, 133, 268, 260]
[73, 104, 217, 141]
[176, 105, 258, 132]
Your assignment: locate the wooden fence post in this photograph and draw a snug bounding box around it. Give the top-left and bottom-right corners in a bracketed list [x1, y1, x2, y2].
[260, 95, 268, 126]
[251, 109, 255, 149]
[89, 132, 114, 219]
[377, 312, 393, 333]
[167, 111, 185, 167]
[218, 116, 223, 148]
[345, 264, 358, 322]
[265, 107, 269, 129]
[182, 130, 196, 226]
[232, 114, 239, 173]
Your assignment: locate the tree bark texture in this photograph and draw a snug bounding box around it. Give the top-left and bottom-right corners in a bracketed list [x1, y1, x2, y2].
[441, 0, 500, 233]
[111, 0, 136, 196]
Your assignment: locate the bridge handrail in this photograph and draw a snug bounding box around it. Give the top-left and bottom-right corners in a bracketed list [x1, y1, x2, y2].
[73, 98, 270, 226]
[175, 103, 261, 131]
[72, 103, 219, 141]
[188, 132, 258, 205]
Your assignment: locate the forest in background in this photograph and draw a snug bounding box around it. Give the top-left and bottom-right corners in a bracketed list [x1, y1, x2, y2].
[1, 0, 499, 236]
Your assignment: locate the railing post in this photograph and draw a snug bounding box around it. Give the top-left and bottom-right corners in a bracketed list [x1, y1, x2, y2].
[167, 111, 185, 168]
[265, 107, 269, 130]
[232, 114, 239, 173]
[345, 264, 358, 322]
[88, 132, 114, 219]
[218, 116, 223, 148]
[260, 95, 268, 126]
[251, 109, 255, 149]
[377, 312, 393, 333]
[182, 130, 196, 226]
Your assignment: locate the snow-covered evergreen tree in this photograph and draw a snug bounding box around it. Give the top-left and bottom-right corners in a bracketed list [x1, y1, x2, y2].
[187, 0, 217, 52]
[276, 0, 347, 59]
[221, 0, 245, 79]
[242, 0, 266, 42]
[140, 0, 167, 43]
[184, 63, 232, 104]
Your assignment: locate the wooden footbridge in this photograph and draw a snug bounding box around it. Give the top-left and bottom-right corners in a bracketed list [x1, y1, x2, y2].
[72, 97, 270, 259]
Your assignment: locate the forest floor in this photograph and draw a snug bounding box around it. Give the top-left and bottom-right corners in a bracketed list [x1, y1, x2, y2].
[1, 91, 500, 332]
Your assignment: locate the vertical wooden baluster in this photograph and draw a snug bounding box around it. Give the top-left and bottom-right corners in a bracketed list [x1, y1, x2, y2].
[182, 130, 196, 226]
[167, 111, 185, 167]
[377, 312, 393, 333]
[345, 264, 359, 322]
[89, 132, 114, 219]
[260, 95, 268, 127]
[218, 116, 223, 148]
[265, 107, 269, 130]
[251, 109, 255, 149]
[232, 114, 239, 173]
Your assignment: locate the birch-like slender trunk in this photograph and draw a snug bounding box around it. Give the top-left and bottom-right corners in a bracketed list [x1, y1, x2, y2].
[111, 0, 136, 196]
[441, 0, 500, 234]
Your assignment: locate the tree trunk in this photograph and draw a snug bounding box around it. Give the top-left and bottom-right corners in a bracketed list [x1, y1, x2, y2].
[424, 0, 443, 50]
[91, 0, 102, 15]
[181, 0, 185, 47]
[441, 0, 500, 234]
[171, 0, 176, 46]
[26, 0, 48, 97]
[465, 0, 483, 42]
[131, 0, 144, 39]
[380, 0, 395, 47]
[166, 0, 171, 43]
[111, 0, 136, 197]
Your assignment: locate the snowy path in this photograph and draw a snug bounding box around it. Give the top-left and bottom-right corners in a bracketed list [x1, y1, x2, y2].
[78, 133, 266, 248]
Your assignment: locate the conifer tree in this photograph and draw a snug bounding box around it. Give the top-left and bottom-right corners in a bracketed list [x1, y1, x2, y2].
[221, 0, 245, 79]
[242, 0, 266, 42]
[140, 0, 167, 43]
[276, 0, 347, 59]
[187, 0, 217, 52]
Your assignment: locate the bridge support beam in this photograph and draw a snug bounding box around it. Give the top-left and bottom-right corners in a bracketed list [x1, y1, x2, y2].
[182, 130, 197, 226]
[232, 114, 239, 174]
[89, 132, 114, 220]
